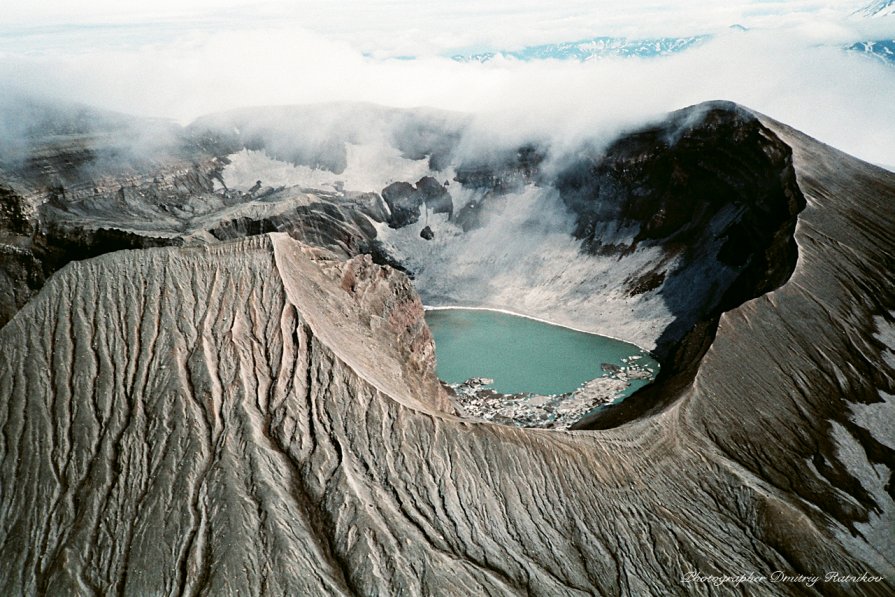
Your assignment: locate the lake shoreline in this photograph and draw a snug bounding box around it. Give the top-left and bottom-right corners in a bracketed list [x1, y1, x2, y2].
[425, 307, 659, 400]
[423, 304, 659, 359]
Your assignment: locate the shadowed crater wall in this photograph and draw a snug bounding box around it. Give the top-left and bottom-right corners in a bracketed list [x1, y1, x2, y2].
[558, 102, 806, 428]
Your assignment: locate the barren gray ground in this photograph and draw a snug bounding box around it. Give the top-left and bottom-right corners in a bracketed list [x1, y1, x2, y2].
[0, 105, 892, 595]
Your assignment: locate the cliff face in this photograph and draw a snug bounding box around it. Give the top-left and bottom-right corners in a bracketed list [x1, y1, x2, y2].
[557, 102, 805, 360]
[562, 103, 808, 426]
[0, 102, 893, 595]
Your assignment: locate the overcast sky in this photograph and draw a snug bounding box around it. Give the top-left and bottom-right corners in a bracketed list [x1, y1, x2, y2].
[2, 1, 878, 43]
[1, 0, 893, 166]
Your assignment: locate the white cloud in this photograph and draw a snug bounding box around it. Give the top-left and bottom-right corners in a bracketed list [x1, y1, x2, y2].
[0, 1, 875, 42]
[0, 1, 893, 166]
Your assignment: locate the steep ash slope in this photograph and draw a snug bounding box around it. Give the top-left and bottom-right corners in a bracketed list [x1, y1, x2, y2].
[2, 125, 894, 594]
[575, 119, 895, 587]
[0, 235, 453, 594]
[0, 103, 893, 595]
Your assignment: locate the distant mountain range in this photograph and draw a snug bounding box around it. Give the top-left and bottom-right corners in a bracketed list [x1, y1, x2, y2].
[451, 35, 710, 63]
[846, 2, 894, 65]
[856, 0, 895, 17]
[447, 28, 895, 69]
[848, 39, 895, 64]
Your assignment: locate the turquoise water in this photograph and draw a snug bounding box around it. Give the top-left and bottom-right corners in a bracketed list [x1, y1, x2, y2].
[425, 308, 658, 396]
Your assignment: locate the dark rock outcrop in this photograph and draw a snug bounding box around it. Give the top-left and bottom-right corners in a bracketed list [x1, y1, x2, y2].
[381, 177, 454, 229]
[345, 191, 390, 223]
[453, 199, 484, 231]
[381, 181, 420, 228]
[208, 200, 378, 259]
[445, 144, 545, 231]
[414, 176, 453, 218]
[454, 143, 544, 196]
[558, 102, 805, 410]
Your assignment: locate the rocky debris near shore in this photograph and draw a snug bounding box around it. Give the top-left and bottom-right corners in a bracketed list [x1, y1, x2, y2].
[448, 362, 656, 429]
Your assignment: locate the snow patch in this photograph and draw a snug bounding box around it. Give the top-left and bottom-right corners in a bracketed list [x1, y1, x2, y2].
[826, 311, 895, 566]
[222, 144, 437, 194]
[852, 313, 895, 451]
[858, 0, 895, 18]
[829, 420, 895, 566]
